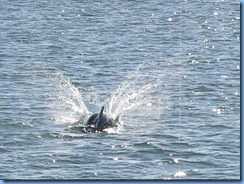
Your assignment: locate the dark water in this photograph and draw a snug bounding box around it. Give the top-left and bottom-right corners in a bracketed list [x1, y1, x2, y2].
[0, 0, 240, 180]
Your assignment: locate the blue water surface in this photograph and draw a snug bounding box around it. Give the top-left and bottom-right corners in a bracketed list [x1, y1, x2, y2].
[0, 0, 240, 181]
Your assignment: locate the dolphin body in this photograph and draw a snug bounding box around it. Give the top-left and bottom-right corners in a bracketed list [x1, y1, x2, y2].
[83, 106, 113, 133]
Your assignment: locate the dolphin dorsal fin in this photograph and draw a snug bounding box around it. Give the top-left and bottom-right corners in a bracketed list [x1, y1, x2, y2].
[99, 106, 104, 119]
[95, 106, 104, 129]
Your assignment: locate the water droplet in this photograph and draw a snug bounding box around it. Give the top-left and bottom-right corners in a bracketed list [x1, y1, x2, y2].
[213, 108, 222, 114]
[190, 59, 198, 64]
[174, 158, 179, 163]
[147, 103, 152, 107]
[234, 92, 239, 96]
[174, 171, 186, 177]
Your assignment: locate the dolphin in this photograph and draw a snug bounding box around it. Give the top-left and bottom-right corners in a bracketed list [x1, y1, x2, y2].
[83, 106, 113, 133]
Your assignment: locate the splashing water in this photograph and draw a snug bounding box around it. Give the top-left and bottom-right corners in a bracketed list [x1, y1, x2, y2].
[46, 62, 163, 129]
[107, 63, 161, 121]
[46, 73, 90, 124]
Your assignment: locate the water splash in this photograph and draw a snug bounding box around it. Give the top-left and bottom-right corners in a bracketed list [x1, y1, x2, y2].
[107, 62, 162, 121]
[46, 61, 164, 129]
[46, 73, 90, 124]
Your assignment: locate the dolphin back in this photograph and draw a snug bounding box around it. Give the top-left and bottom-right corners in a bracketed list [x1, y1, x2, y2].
[96, 113, 113, 131]
[84, 106, 113, 132]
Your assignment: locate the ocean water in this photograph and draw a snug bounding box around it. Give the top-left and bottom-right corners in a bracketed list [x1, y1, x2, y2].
[0, 0, 240, 180]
